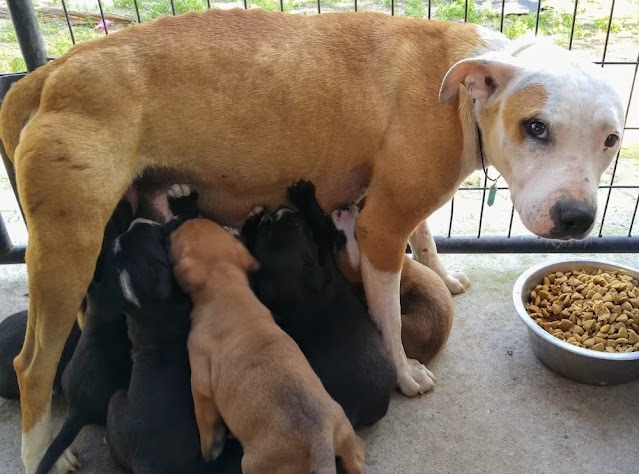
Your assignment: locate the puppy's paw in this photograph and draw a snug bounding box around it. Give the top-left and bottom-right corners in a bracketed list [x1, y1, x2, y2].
[167, 184, 194, 199]
[222, 225, 241, 239]
[397, 359, 436, 396]
[441, 270, 470, 295]
[51, 448, 81, 473]
[168, 185, 199, 218]
[286, 180, 315, 208]
[248, 206, 264, 218]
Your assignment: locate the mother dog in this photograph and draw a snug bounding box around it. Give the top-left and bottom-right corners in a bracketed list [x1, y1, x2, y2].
[0, 7, 623, 472]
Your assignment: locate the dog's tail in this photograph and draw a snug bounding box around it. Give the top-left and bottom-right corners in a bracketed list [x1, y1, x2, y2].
[34, 410, 83, 474]
[333, 419, 366, 474]
[0, 60, 56, 162]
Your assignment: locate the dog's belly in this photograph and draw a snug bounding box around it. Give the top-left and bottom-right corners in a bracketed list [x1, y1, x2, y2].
[188, 162, 371, 227]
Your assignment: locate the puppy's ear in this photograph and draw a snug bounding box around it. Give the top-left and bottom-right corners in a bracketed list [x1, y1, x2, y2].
[173, 257, 207, 293]
[439, 55, 521, 104]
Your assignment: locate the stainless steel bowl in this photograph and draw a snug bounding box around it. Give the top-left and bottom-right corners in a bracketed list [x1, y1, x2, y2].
[513, 258, 639, 385]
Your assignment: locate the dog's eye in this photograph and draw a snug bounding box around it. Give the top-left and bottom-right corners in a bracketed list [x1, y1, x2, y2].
[526, 120, 548, 140]
[604, 134, 619, 149]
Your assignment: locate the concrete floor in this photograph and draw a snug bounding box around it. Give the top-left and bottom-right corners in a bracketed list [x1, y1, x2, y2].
[1, 253, 639, 474]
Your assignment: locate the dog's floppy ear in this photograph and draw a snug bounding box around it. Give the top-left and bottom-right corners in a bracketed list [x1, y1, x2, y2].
[439, 55, 521, 104]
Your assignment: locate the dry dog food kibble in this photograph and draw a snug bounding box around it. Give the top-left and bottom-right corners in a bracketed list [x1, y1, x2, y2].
[526, 269, 639, 353]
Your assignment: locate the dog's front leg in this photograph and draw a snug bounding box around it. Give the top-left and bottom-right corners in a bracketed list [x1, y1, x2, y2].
[409, 219, 470, 294]
[356, 203, 435, 396]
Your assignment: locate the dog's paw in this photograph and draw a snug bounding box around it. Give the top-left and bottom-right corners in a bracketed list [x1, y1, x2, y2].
[51, 448, 81, 473]
[167, 184, 194, 199]
[397, 359, 436, 396]
[286, 180, 315, 208]
[442, 270, 470, 295]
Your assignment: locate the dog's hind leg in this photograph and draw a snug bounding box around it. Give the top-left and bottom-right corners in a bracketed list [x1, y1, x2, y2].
[408, 219, 470, 294]
[13, 115, 135, 473]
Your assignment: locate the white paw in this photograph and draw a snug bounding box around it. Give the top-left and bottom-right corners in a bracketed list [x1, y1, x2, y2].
[248, 206, 264, 218]
[222, 226, 241, 238]
[397, 358, 436, 396]
[51, 448, 81, 473]
[443, 270, 470, 295]
[167, 184, 193, 199]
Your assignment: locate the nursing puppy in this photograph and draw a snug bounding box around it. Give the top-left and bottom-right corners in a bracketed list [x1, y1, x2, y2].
[35, 200, 134, 474]
[242, 180, 396, 427]
[105, 217, 205, 474]
[332, 205, 454, 364]
[170, 218, 366, 473]
[0, 311, 80, 400]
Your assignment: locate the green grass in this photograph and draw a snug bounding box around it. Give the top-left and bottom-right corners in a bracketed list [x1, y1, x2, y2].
[0, 0, 635, 73]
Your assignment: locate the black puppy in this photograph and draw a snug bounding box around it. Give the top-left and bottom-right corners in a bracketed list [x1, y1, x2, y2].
[36, 200, 134, 474]
[105, 216, 206, 474]
[0, 310, 80, 400]
[241, 180, 396, 428]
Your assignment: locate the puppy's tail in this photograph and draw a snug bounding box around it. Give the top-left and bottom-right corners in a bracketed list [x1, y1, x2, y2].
[0, 60, 56, 161]
[35, 411, 83, 474]
[333, 419, 366, 474]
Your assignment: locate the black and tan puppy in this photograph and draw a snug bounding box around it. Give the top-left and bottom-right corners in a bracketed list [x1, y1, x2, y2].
[105, 217, 205, 474]
[331, 204, 454, 365]
[0, 311, 80, 400]
[35, 200, 134, 474]
[241, 180, 396, 428]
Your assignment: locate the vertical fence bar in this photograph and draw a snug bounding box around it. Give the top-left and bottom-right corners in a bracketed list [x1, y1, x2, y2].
[598, 50, 639, 237]
[464, 0, 468, 22]
[354, 0, 358, 12]
[507, 205, 515, 238]
[97, 0, 110, 34]
[133, 0, 142, 22]
[629, 192, 639, 237]
[534, 0, 542, 35]
[6, 0, 48, 71]
[499, 0, 505, 32]
[447, 198, 455, 238]
[280, 0, 284, 12]
[170, 0, 177, 15]
[206, 0, 212, 9]
[568, 0, 579, 50]
[427, 0, 431, 19]
[391, 0, 394, 16]
[60, 0, 76, 44]
[600, 0, 616, 65]
[477, 176, 489, 238]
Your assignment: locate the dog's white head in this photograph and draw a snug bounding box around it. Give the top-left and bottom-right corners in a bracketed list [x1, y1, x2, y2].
[440, 40, 624, 239]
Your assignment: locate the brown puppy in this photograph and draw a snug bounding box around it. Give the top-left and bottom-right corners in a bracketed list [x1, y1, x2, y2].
[0, 9, 624, 470]
[333, 205, 453, 364]
[169, 218, 366, 474]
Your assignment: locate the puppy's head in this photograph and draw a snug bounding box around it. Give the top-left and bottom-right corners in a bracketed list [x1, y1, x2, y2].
[440, 40, 624, 240]
[112, 218, 187, 313]
[170, 218, 259, 294]
[241, 206, 329, 308]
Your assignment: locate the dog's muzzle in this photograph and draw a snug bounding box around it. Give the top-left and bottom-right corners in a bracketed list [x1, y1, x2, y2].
[548, 199, 596, 240]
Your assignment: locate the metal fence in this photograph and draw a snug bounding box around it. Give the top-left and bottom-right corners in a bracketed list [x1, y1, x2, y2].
[0, 0, 638, 264]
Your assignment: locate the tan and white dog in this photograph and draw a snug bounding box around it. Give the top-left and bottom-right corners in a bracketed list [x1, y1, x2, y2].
[0, 8, 624, 472]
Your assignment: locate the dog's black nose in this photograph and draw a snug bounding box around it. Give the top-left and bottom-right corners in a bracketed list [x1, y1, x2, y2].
[549, 199, 596, 239]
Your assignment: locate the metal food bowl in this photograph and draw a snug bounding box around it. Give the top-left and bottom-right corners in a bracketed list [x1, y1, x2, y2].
[513, 258, 639, 385]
